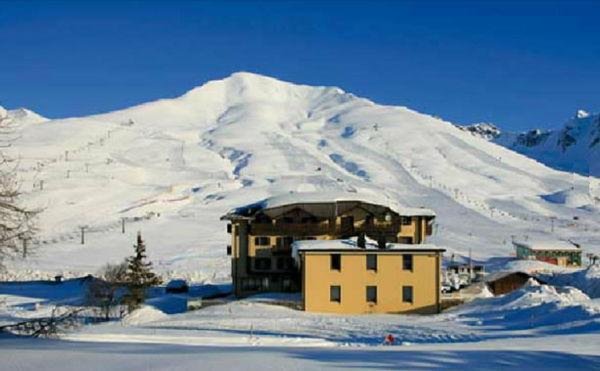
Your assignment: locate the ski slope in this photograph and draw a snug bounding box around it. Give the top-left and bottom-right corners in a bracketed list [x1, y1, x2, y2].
[4, 72, 599, 281]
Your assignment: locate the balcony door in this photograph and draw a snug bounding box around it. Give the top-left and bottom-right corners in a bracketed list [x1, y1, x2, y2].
[340, 216, 355, 237]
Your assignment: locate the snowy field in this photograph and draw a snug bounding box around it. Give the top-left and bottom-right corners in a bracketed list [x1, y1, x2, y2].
[1, 73, 600, 368]
[1, 268, 600, 369]
[1, 336, 599, 370]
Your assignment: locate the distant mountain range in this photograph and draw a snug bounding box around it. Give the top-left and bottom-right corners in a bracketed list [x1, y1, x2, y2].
[458, 110, 600, 177]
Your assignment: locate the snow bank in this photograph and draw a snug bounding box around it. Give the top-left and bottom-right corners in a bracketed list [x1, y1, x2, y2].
[540, 265, 600, 298]
[458, 281, 600, 333]
[121, 306, 167, 326]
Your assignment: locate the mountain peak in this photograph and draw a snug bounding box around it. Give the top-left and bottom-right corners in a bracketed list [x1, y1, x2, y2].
[0, 105, 47, 124]
[182, 72, 347, 103]
[456, 122, 502, 140]
[576, 109, 590, 119]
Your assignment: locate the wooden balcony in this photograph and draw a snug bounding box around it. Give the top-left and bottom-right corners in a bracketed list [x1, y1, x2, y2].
[250, 222, 332, 236]
[249, 221, 402, 238]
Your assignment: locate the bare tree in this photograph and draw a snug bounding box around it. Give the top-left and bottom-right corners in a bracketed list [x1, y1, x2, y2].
[86, 261, 129, 321]
[0, 306, 83, 338]
[0, 110, 39, 269]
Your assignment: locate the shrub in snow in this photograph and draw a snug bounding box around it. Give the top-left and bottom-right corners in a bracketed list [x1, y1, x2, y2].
[85, 261, 129, 321]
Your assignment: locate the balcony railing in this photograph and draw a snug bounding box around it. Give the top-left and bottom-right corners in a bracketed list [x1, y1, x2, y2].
[249, 221, 402, 237]
[250, 223, 332, 236]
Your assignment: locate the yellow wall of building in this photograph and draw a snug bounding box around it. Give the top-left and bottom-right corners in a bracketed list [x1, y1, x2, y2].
[302, 251, 441, 314]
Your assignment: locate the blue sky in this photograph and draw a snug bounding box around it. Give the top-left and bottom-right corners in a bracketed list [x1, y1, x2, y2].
[1, 1, 599, 131]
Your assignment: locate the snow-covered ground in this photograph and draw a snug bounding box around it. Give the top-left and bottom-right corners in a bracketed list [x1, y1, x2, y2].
[1, 273, 600, 369]
[2, 72, 599, 282]
[2, 335, 599, 370]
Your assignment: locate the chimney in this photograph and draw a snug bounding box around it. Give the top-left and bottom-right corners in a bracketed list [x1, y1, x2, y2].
[377, 235, 386, 249]
[357, 232, 366, 248]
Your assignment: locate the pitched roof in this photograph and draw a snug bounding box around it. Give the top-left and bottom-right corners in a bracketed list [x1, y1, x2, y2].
[221, 191, 435, 220]
[513, 239, 581, 252]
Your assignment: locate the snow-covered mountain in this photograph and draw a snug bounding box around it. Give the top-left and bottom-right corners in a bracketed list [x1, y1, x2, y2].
[5, 72, 600, 280]
[0, 105, 48, 126]
[459, 110, 600, 177]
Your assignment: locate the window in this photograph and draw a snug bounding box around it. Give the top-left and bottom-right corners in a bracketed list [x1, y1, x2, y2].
[402, 286, 413, 303]
[254, 258, 271, 270]
[226, 245, 232, 256]
[403, 254, 413, 271]
[400, 216, 412, 225]
[331, 254, 341, 271]
[254, 236, 270, 246]
[366, 254, 377, 271]
[330, 285, 341, 302]
[276, 236, 294, 249]
[226, 224, 232, 233]
[366, 286, 377, 303]
[242, 277, 269, 291]
[301, 216, 318, 224]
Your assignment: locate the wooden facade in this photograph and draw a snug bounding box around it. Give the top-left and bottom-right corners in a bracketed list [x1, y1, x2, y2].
[486, 271, 539, 296]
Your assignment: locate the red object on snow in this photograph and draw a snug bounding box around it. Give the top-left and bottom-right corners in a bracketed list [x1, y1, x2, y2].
[384, 334, 395, 345]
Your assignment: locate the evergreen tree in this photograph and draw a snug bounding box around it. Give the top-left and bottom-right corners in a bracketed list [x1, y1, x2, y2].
[123, 232, 161, 311]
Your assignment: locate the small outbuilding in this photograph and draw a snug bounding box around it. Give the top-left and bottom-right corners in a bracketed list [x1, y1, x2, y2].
[513, 239, 582, 267]
[485, 271, 541, 296]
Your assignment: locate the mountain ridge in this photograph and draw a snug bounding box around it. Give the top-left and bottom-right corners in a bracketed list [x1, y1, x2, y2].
[4, 72, 599, 280]
[459, 110, 600, 176]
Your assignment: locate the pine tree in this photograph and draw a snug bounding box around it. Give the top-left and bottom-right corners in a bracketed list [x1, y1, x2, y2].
[123, 232, 161, 311]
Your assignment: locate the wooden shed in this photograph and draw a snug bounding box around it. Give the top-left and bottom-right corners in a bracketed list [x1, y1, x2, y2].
[485, 271, 541, 296]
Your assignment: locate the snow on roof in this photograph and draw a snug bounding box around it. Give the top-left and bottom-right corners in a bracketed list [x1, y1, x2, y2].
[222, 191, 435, 219]
[483, 270, 536, 283]
[513, 239, 581, 252]
[292, 238, 444, 262]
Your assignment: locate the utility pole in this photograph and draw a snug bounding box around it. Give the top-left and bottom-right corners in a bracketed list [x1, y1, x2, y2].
[469, 247, 473, 282]
[20, 237, 31, 258]
[80, 226, 87, 245]
[121, 217, 126, 234]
